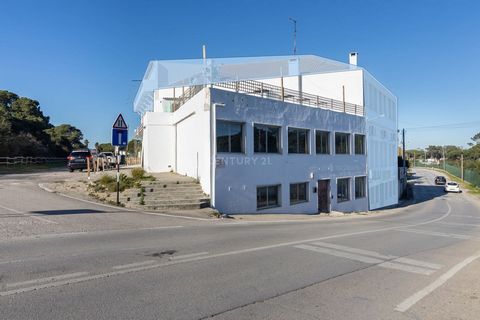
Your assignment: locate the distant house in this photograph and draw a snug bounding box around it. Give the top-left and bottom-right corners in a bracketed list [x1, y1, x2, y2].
[134, 54, 398, 214]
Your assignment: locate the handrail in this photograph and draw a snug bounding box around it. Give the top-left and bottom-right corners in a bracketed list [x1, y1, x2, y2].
[172, 80, 364, 116]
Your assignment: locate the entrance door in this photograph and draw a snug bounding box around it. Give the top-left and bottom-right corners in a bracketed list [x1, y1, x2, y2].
[318, 180, 330, 213]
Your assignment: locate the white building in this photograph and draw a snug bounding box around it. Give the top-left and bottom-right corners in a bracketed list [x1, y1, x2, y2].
[134, 54, 398, 214]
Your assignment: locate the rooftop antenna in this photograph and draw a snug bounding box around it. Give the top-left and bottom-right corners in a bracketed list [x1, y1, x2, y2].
[202, 44, 207, 59]
[289, 17, 297, 55]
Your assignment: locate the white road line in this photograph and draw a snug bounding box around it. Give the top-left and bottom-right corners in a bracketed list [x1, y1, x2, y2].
[6, 272, 89, 288]
[310, 241, 396, 260]
[113, 260, 157, 270]
[398, 228, 474, 240]
[436, 221, 480, 227]
[294, 244, 384, 264]
[379, 262, 435, 275]
[394, 257, 442, 270]
[395, 251, 480, 312]
[0, 201, 455, 296]
[0, 204, 57, 224]
[170, 252, 209, 260]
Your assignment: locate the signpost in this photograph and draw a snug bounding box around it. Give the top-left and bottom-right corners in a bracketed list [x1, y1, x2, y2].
[112, 114, 128, 205]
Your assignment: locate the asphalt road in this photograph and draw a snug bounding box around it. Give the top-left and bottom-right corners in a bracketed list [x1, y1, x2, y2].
[1, 168, 480, 319]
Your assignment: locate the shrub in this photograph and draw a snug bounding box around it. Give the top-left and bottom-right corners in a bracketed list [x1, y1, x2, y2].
[131, 168, 145, 180]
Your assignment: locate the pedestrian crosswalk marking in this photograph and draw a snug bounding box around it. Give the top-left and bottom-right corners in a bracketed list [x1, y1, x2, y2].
[294, 242, 442, 275]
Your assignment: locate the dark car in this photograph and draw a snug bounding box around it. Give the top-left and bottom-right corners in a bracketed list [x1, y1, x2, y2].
[67, 150, 93, 172]
[434, 176, 447, 185]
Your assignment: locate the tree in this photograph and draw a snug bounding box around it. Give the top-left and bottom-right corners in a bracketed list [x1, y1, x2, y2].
[472, 132, 480, 145]
[96, 143, 114, 153]
[0, 90, 86, 156]
[45, 124, 85, 156]
[127, 139, 142, 156]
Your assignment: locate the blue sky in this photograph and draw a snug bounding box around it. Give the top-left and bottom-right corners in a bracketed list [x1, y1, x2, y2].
[1, 0, 479, 149]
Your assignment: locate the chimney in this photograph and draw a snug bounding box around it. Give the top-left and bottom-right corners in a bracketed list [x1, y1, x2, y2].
[349, 52, 358, 66]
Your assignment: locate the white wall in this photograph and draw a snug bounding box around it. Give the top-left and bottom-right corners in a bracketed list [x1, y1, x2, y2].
[211, 88, 367, 214]
[363, 70, 398, 210]
[172, 89, 211, 194]
[142, 112, 175, 172]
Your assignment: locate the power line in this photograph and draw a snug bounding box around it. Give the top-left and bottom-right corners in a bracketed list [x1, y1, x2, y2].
[405, 120, 480, 131]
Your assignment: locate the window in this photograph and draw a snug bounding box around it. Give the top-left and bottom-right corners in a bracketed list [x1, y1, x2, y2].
[337, 178, 350, 202]
[257, 185, 280, 209]
[315, 130, 330, 154]
[290, 182, 308, 205]
[355, 134, 365, 155]
[355, 176, 366, 199]
[335, 132, 350, 154]
[216, 121, 243, 153]
[288, 128, 309, 154]
[254, 124, 280, 153]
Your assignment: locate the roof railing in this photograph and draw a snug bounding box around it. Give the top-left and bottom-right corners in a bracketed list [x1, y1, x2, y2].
[171, 79, 364, 116]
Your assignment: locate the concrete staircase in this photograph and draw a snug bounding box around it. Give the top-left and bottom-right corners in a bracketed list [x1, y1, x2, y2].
[119, 173, 210, 211]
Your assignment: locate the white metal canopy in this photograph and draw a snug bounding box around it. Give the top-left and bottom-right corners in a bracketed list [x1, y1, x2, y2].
[133, 54, 359, 114]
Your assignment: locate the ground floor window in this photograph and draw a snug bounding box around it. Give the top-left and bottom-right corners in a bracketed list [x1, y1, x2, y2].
[257, 185, 280, 209]
[290, 182, 308, 205]
[337, 178, 350, 202]
[355, 176, 366, 199]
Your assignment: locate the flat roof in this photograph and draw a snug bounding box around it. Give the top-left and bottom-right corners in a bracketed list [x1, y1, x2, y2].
[134, 54, 359, 114]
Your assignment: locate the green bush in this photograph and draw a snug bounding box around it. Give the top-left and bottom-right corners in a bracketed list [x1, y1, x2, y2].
[131, 168, 145, 180]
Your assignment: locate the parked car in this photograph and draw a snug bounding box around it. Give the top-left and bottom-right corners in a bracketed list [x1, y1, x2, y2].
[434, 176, 447, 185]
[444, 181, 461, 193]
[67, 149, 93, 172]
[99, 152, 116, 164]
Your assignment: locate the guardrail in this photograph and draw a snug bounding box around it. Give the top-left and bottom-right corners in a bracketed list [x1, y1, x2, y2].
[0, 157, 67, 166]
[171, 80, 364, 116]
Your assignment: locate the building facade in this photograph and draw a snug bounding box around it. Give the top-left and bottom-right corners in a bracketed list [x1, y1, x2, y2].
[135, 55, 398, 214]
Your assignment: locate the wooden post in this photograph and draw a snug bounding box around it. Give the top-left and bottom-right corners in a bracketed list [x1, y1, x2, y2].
[87, 156, 91, 180]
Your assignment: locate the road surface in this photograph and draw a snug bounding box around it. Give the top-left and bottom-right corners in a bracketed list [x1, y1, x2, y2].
[1, 168, 479, 319]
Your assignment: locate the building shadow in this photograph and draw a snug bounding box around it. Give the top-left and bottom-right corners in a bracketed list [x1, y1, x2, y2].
[30, 209, 105, 215]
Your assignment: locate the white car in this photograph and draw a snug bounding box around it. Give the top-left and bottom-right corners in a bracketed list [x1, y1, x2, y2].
[444, 182, 461, 193]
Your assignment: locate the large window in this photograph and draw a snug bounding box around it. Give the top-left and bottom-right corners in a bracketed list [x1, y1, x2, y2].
[337, 178, 350, 202]
[290, 182, 308, 205]
[216, 121, 243, 153]
[254, 124, 280, 153]
[335, 132, 350, 154]
[355, 134, 365, 155]
[257, 185, 280, 209]
[288, 128, 309, 154]
[355, 176, 366, 199]
[315, 130, 330, 154]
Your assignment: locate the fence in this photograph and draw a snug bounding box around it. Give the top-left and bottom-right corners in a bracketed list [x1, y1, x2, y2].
[0, 157, 67, 166]
[414, 160, 480, 188]
[171, 80, 364, 116]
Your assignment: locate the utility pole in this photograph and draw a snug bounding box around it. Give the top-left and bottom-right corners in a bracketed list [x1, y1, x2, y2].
[402, 129, 406, 171]
[442, 146, 446, 171]
[289, 18, 297, 55]
[461, 153, 464, 181]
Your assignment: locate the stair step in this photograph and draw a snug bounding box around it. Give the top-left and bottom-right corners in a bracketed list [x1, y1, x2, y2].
[140, 202, 210, 210]
[142, 198, 210, 205]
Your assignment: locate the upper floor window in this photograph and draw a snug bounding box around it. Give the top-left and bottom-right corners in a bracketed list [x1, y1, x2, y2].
[355, 134, 365, 155]
[315, 130, 330, 154]
[335, 132, 350, 154]
[254, 124, 280, 153]
[288, 128, 309, 154]
[216, 120, 243, 153]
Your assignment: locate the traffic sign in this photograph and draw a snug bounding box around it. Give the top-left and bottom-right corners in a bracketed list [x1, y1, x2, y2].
[112, 114, 128, 146]
[113, 114, 128, 129]
[112, 128, 128, 146]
